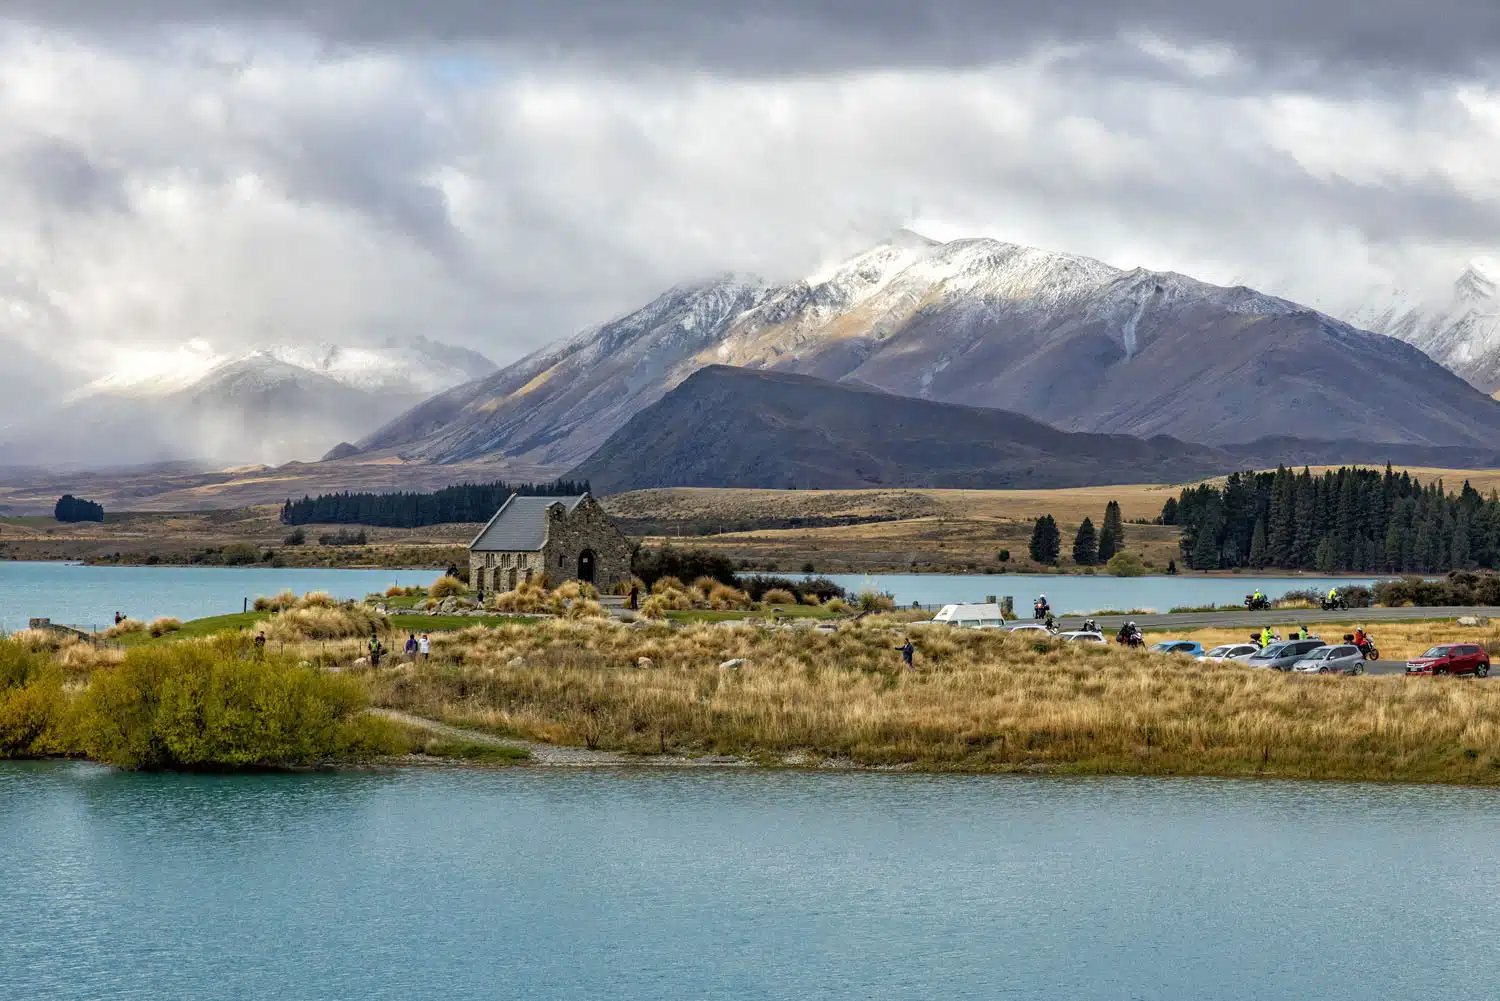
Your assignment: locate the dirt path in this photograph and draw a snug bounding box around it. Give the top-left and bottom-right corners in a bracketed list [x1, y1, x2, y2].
[370, 708, 748, 768]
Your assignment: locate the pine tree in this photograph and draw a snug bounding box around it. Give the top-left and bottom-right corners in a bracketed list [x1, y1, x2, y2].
[1189, 517, 1221, 570]
[1098, 501, 1125, 562]
[1453, 508, 1472, 569]
[1029, 515, 1061, 565]
[1248, 517, 1268, 568]
[1267, 467, 1295, 568]
[1159, 497, 1179, 526]
[1314, 536, 1338, 573]
[1072, 518, 1098, 566]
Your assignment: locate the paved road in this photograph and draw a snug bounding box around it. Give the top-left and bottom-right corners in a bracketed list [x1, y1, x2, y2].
[1058, 605, 1497, 634]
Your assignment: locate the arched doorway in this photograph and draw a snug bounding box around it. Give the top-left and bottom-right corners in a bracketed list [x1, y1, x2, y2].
[577, 549, 596, 583]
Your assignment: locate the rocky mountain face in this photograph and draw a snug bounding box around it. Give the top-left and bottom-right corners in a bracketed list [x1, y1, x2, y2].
[1344, 258, 1500, 394]
[362, 232, 1500, 472]
[0, 338, 496, 468]
[574, 366, 1500, 494]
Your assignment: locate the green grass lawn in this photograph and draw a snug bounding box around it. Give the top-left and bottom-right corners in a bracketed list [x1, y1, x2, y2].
[112, 610, 534, 646]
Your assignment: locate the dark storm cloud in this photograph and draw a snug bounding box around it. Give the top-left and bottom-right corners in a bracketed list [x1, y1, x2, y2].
[11, 0, 1500, 77]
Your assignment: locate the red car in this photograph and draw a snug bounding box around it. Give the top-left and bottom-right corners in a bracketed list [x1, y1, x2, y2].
[1405, 644, 1491, 677]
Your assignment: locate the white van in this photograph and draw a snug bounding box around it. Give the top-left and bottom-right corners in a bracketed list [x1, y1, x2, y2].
[930, 603, 1006, 629]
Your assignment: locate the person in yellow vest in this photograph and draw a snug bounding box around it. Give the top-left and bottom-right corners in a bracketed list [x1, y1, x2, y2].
[1260, 626, 1272, 648]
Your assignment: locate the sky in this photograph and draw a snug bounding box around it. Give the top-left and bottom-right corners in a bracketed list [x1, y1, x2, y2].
[3, 0, 1500, 415]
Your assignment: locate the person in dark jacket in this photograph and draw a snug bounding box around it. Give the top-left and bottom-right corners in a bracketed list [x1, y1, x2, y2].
[898, 638, 915, 668]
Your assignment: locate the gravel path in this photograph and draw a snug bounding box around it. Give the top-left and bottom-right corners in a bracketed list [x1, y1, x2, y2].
[371, 708, 747, 768]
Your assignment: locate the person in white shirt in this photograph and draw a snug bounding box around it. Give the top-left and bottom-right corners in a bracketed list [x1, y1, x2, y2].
[419, 634, 431, 660]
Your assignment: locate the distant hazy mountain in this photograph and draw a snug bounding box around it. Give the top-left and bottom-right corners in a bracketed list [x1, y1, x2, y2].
[362, 232, 1500, 471]
[573, 365, 1500, 493]
[0, 338, 495, 468]
[1344, 258, 1500, 394]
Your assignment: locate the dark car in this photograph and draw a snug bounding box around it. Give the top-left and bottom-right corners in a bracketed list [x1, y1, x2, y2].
[1405, 644, 1491, 677]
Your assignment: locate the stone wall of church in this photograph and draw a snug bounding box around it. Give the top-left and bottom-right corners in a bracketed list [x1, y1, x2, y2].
[539, 497, 634, 590]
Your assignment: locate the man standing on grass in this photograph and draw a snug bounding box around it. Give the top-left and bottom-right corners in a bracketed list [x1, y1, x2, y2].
[419, 633, 430, 660]
[899, 637, 915, 669]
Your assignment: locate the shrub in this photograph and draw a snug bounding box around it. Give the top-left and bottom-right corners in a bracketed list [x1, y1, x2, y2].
[554, 580, 600, 602]
[1105, 552, 1147, 577]
[491, 583, 551, 614]
[71, 638, 404, 769]
[857, 590, 896, 613]
[283, 528, 306, 546]
[824, 598, 851, 615]
[0, 641, 65, 758]
[221, 542, 260, 566]
[632, 546, 738, 588]
[651, 576, 686, 596]
[762, 588, 798, 605]
[997, 549, 1011, 563]
[429, 576, 467, 600]
[800, 592, 823, 606]
[148, 617, 183, 638]
[639, 595, 669, 620]
[707, 584, 752, 610]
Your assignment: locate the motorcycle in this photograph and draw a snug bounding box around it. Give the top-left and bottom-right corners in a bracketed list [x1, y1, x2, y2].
[1320, 595, 1348, 611]
[1033, 601, 1051, 621]
[1245, 594, 1271, 611]
[1342, 633, 1379, 661]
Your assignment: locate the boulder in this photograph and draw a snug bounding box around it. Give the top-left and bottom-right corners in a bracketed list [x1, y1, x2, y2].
[636, 656, 654, 669]
[438, 596, 459, 614]
[1458, 615, 1491, 627]
[507, 656, 526, 667]
[719, 658, 746, 670]
[352, 657, 370, 667]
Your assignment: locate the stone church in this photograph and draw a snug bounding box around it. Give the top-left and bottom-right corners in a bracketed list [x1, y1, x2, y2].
[467, 493, 633, 594]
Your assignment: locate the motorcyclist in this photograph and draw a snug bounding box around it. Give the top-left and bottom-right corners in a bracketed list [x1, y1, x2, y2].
[1116, 623, 1131, 645]
[1043, 613, 1057, 631]
[1353, 626, 1366, 650]
[1327, 587, 1338, 604]
[1254, 589, 1265, 604]
[1082, 617, 1099, 633]
[1034, 595, 1050, 619]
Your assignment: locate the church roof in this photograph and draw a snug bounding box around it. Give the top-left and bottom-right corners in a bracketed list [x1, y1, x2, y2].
[469, 494, 587, 552]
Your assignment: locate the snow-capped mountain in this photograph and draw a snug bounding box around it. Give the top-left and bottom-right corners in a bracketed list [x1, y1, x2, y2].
[2, 337, 495, 468]
[359, 232, 1500, 471]
[1343, 258, 1500, 394]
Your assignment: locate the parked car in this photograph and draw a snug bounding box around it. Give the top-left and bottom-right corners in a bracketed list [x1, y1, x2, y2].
[1405, 644, 1491, 677]
[931, 603, 1005, 629]
[1198, 643, 1261, 663]
[1291, 645, 1365, 675]
[1246, 639, 1327, 671]
[1149, 640, 1204, 656]
[1008, 623, 1055, 635]
[1059, 631, 1106, 643]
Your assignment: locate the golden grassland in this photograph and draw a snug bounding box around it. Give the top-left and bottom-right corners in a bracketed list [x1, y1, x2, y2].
[11, 606, 1500, 780]
[358, 616, 1500, 784]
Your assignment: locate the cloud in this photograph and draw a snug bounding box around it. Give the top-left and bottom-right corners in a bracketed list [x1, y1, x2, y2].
[0, 7, 1494, 456]
[13, 0, 1500, 80]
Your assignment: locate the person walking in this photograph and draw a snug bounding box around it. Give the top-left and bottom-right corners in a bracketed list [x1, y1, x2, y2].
[254, 630, 266, 655]
[369, 629, 383, 668]
[404, 633, 419, 662]
[419, 633, 431, 660]
[628, 582, 640, 611]
[898, 637, 915, 669]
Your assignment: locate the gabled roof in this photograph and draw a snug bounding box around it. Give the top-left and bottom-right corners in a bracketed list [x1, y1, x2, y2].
[469, 494, 588, 552]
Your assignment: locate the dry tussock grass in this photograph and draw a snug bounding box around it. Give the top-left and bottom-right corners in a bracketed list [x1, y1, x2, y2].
[103, 618, 145, 638]
[359, 619, 1500, 782]
[263, 604, 388, 642]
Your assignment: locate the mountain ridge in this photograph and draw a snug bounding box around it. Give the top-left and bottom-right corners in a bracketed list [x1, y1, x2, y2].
[358, 233, 1500, 469]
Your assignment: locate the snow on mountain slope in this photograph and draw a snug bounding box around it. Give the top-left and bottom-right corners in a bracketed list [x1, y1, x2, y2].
[362, 232, 1500, 474]
[1344, 258, 1500, 393]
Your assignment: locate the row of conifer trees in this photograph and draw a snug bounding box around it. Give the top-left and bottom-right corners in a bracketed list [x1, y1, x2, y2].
[278, 479, 592, 528]
[1028, 501, 1126, 566]
[1168, 465, 1500, 573]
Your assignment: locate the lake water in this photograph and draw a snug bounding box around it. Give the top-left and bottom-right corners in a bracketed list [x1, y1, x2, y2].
[0, 562, 1387, 630]
[4, 764, 1499, 1000]
[824, 572, 1383, 613]
[0, 561, 430, 632]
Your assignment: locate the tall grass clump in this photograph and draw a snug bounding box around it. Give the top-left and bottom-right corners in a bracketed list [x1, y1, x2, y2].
[429, 575, 467, 600]
[263, 604, 388, 642]
[72, 637, 404, 769]
[104, 618, 145, 639]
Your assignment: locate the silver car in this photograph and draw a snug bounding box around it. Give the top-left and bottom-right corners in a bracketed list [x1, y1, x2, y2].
[1291, 644, 1365, 675]
[1058, 631, 1106, 643]
[1245, 639, 1327, 671]
[1198, 643, 1260, 663]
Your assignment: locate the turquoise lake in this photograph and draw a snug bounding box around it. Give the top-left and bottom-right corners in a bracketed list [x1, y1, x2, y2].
[0, 561, 1381, 630]
[4, 763, 1498, 1000]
